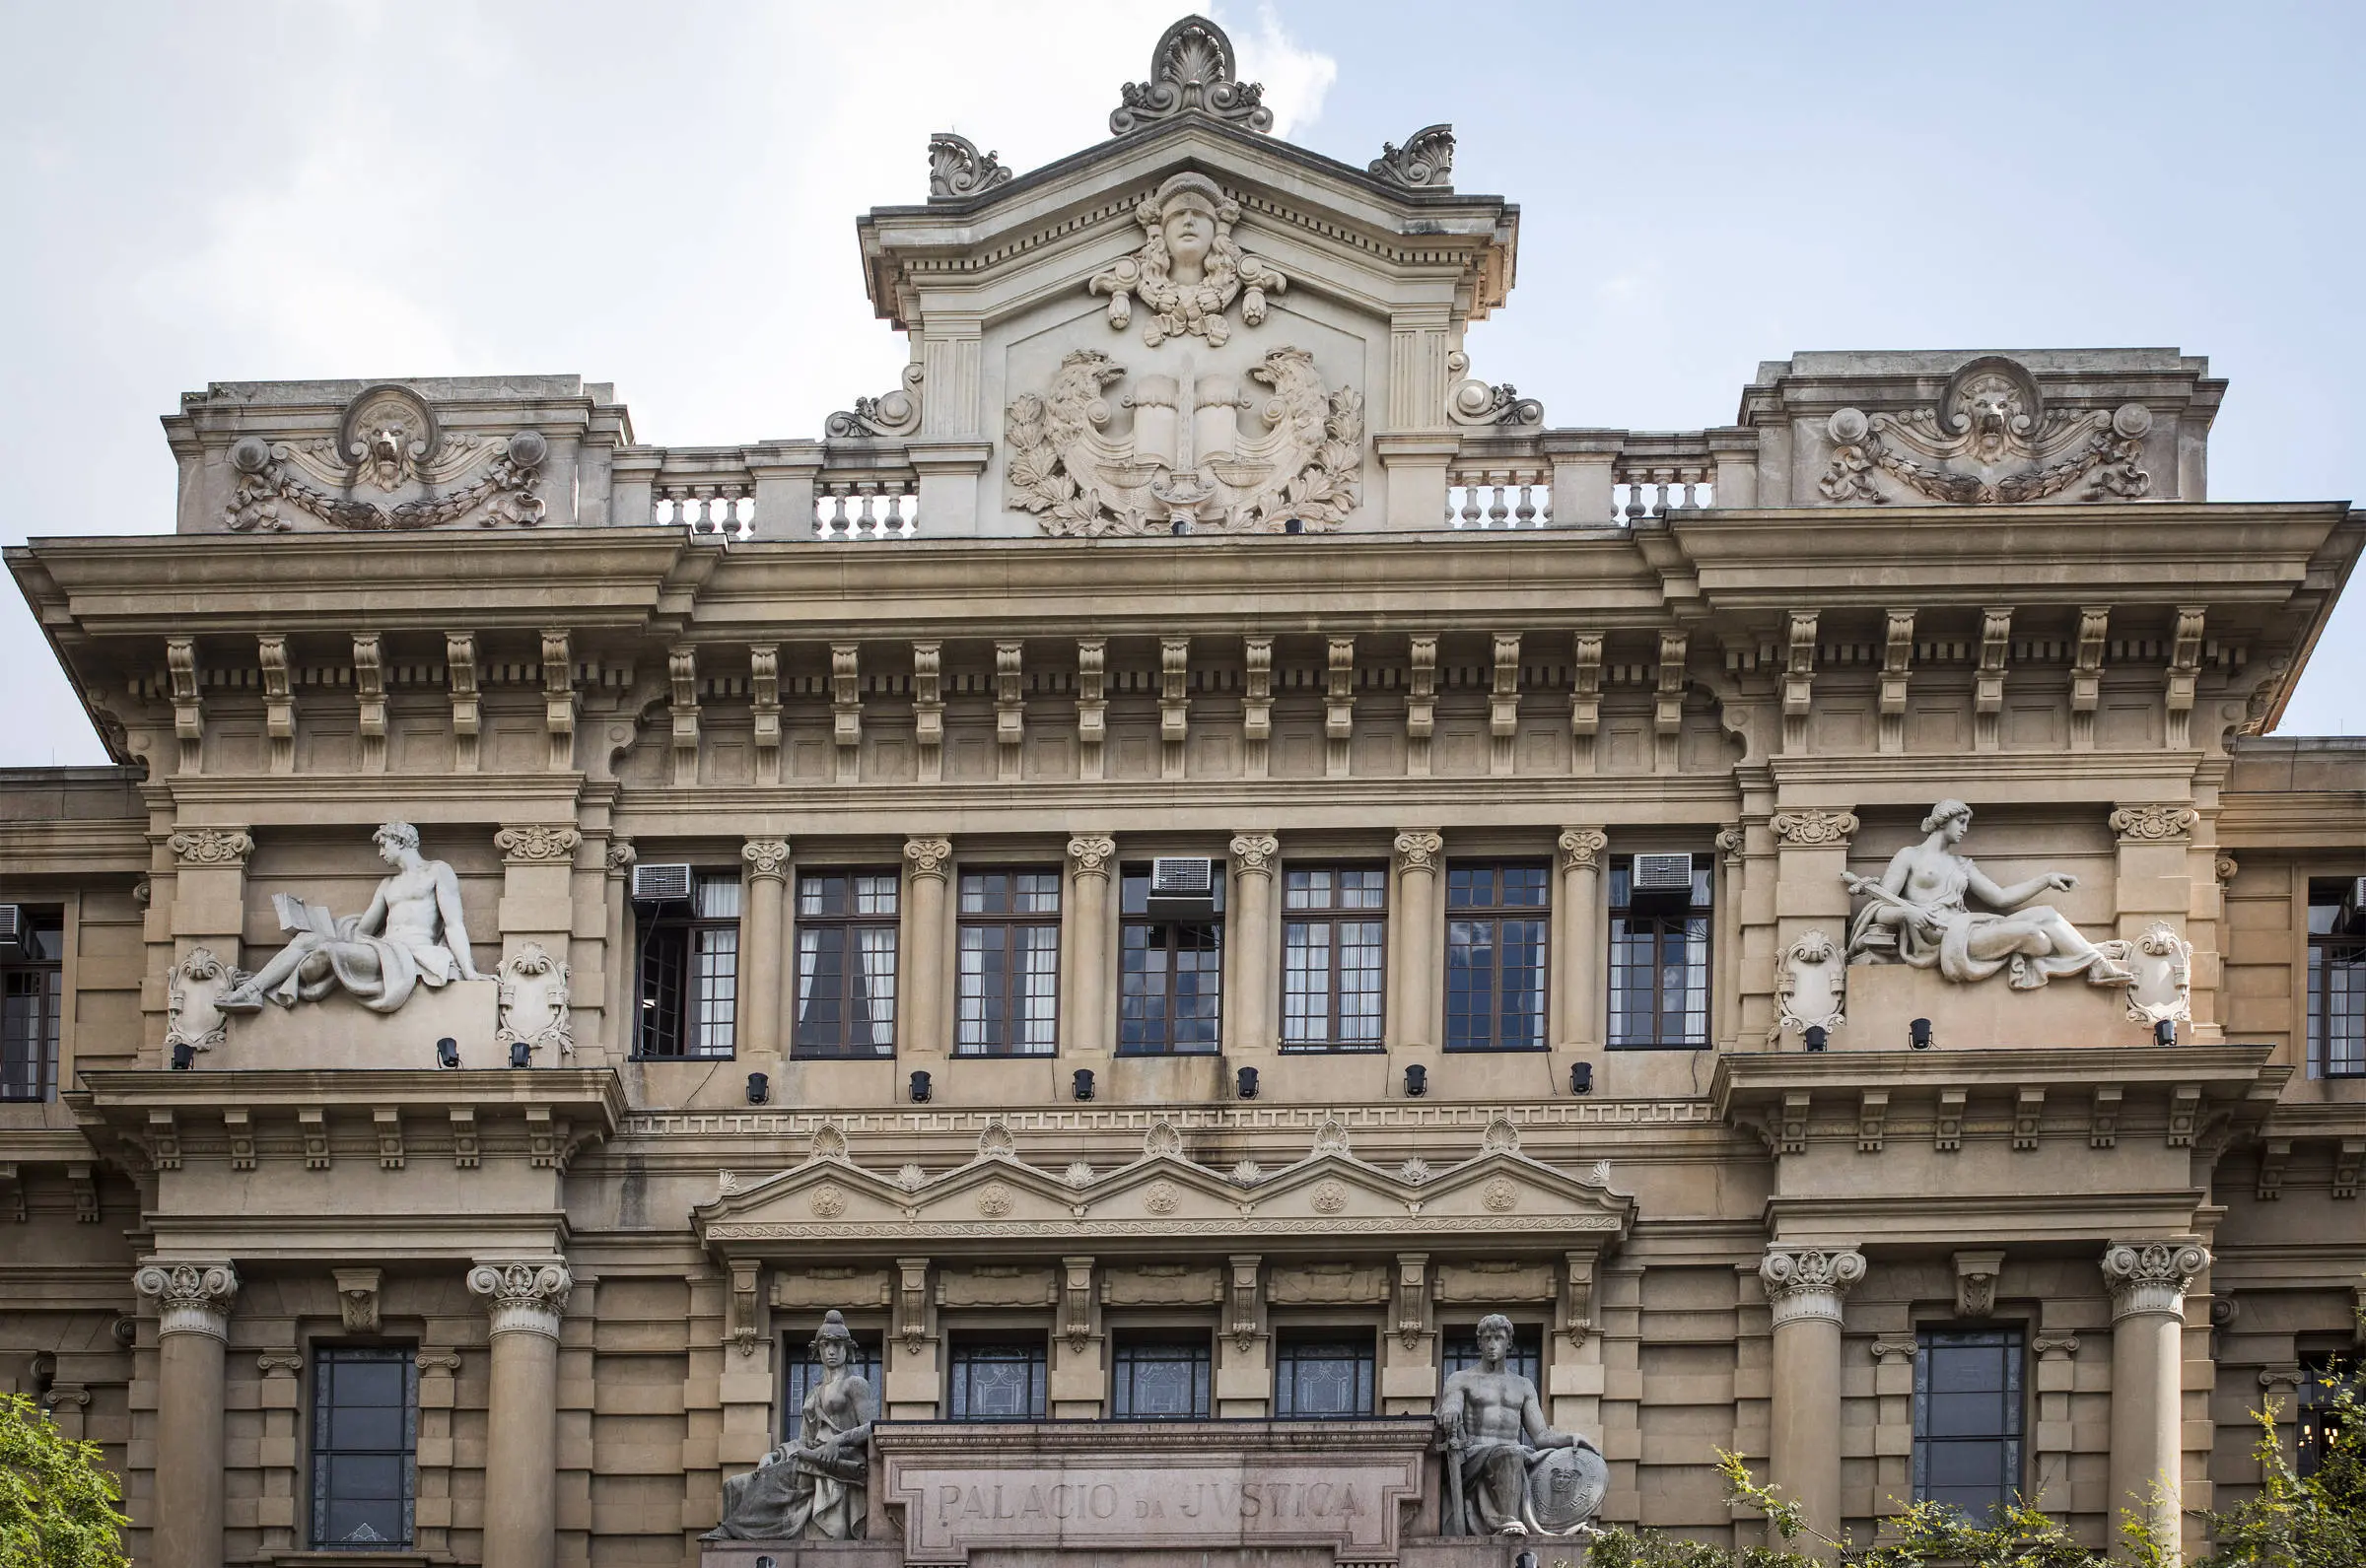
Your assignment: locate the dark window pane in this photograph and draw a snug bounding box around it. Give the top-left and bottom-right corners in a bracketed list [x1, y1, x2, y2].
[1914, 1329, 2022, 1519]
[1275, 1332, 1374, 1418]
[1, 913, 65, 1102]
[1113, 1336, 1212, 1418]
[949, 1338, 1047, 1421]
[312, 1345, 416, 1550]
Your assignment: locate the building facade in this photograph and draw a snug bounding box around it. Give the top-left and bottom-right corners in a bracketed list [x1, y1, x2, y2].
[3, 15, 2363, 1568]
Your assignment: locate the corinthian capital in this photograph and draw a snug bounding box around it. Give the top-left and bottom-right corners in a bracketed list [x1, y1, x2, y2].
[467, 1259, 574, 1338]
[1758, 1246, 1865, 1328]
[2101, 1241, 2207, 1321]
[1229, 834, 1279, 876]
[1067, 835, 1117, 879]
[742, 839, 791, 880]
[168, 828, 254, 867]
[134, 1260, 241, 1339]
[1557, 828, 1608, 872]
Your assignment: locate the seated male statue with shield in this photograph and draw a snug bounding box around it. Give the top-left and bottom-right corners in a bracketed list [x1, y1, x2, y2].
[1434, 1313, 1608, 1535]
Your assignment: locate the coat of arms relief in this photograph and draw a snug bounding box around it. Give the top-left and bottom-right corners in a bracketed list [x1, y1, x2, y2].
[1005, 172, 1362, 536]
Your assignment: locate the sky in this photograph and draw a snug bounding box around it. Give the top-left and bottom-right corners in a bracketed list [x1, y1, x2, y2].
[3, 0, 2361, 765]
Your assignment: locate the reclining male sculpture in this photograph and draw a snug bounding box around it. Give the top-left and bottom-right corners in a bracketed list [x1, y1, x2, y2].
[216, 820, 483, 1014]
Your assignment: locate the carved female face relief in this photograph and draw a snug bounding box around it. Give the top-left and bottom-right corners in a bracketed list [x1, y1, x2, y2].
[1162, 205, 1216, 281]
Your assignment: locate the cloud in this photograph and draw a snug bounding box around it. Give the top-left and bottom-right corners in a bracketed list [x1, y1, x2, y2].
[1223, 4, 1338, 139]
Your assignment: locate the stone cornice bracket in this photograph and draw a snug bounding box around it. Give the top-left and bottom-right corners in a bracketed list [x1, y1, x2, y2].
[1227, 1255, 1263, 1352]
[2100, 1241, 2207, 1322]
[1062, 1258, 1095, 1354]
[334, 1266, 383, 1333]
[830, 643, 861, 785]
[1242, 637, 1274, 779]
[166, 636, 204, 773]
[466, 1259, 573, 1339]
[2166, 606, 2205, 749]
[1393, 830, 1443, 875]
[1328, 637, 1357, 779]
[1716, 825, 1747, 865]
[1771, 809, 1858, 848]
[1370, 123, 1454, 189]
[668, 645, 701, 788]
[1408, 635, 1439, 776]
[1067, 834, 1117, 881]
[1878, 609, 1915, 755]
[169, 827, 254, 867]
[1159, 638, 1190, 781]
[927, 131, 1011, 199]
[446, 631, 480, 774]
[353, 632, 386, 774]
[1229, 833, 1279, 878]
[1109, 15, 1273, 136]
[1557, 828, 1608, 873]
[496, 824, 581, 865]
[905, 838, 953, 881]
[1654, 629, 1688, 773]
[1974, 606, 2013, 753]
[750, 644, 782, 785]
[1758, 1246, 1865, 1329]
[257, 634, 294, 774]
[1954, 1250, 2005, 1319]
[1076, 640, 1108, 782]
[605, 840, 637, 877]
[1562, 1251, 1596, 1348]
[911, 642, 943, 783]
[996, 642, 1025, 782]
[1782, 611, 1818, 753]
[2110, 803, 2198, 844]
[1568, 633, 1603, 776]
[1489, 632, 1521, 776]
[541, 628, 576, 772]
[134, 1261, 240, 1340]
[742, 840, 791, 882]
[2069, 606, 2110, 752]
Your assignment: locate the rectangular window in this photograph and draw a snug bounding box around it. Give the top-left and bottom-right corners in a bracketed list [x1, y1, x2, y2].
[635, 872, 741, 1059]
[1608, 853, 1713, 1049]
[1119, 863, 1223, 1056]
[1274, 1329, 1375, 1418]
[1282, 866, 1387, 1051]
[2299, 1352, 2356, 1477]
[0, 910, 63, 1102]
[956, 869, 1061, 1057]
[779, 1329, 881, 1443]
[1914, 1328, 2023, 1521]
[1442, 1322, 1543, 1387]
[1111, 1331, 1212, 1418]
[947, 1334, 1047, 1421]
[2308, 877, 2365, 1078]
[795, 870, 900, 1058]
[311, 1345, 417, 1550]
[1444, 862, 1549, 1052]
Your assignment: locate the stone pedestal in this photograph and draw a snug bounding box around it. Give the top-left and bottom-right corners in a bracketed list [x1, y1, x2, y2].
[135, 1261, 239, 1568]
[211, 980, 501, 1069]
[2103, 1242, 2206, 1561]
[469, 1260, 572, 1568]
[1760, 1246, 1863, 1556]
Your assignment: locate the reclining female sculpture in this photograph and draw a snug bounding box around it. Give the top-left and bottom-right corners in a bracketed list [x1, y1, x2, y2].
[1843, 799, 2132, 989]
[705, 1310, 873, 1541]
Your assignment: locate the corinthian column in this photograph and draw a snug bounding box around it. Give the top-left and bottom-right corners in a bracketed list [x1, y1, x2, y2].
[1228, 835, 1280, 1055]
[904, 838, 952, 1057]
[740, 840, 790, 1060]
[2102, 1242, 2207, 1561]
[1066, 836, 1116, 1057]
[1392, 832, 1443, 1049]
[1556, 828, 1607, 1048]
[134, 1261, 240, 1568]
[468, 1260, 572, 1568]
[1760, 1245, 1864, 1554]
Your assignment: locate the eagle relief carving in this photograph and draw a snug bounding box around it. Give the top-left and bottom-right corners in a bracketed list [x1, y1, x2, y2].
[1005, 345, 1363, 536]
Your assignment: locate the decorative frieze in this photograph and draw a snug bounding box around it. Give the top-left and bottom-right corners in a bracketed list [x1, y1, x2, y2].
[169, 828, 253, 867]
[134, 1261, 240, 1339]
[1757, 1247, 1864, 1328]
[2100, 1241, 2206, 1321]
[1771, 809, 1857, 847]
[495, 824, 580, 864]
[2109, 803, 2197, 844]
[466, 1259, 573, 1338]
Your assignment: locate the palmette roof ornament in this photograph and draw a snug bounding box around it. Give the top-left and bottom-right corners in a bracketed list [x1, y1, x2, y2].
[1368, 124, 1454, 189]
[1109, 16, 1273, 137]
[926, 131, 1011, 199]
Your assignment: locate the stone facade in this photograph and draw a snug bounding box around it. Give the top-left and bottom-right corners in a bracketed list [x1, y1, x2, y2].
[2, 15, 2364, 1568]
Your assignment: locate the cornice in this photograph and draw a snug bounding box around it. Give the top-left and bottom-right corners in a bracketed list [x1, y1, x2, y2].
[0, 820, 149, 873]
[1711, 1044, 2280, 1120]
[1763, 1189, 2211, 1248]
[73, 1068, 627, 1127]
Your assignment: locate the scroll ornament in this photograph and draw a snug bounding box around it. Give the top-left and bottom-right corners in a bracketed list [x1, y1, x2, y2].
[495, 824, 581, 864]
[169, 828, 253, 866]
[1445, 351, 1542, 428]
[1818, 356, 2152, 506]
[134, 1261, 241, 1338]
[1758, 1248, 1865, 1327]
[495, 942, 574, 1061]
[166, 947, 247, 1055]
[925, 131, 1011, 198]
[1108, 16, 1273, 136]
[1771, 808, 1858, 847]
[2100, 1242, 2206, 1319]
[2110, 803, 2197, 843]
[467, 1260, 573, 1336]
[824, 364, 924, 440]
[1369, 123, 1455, 188]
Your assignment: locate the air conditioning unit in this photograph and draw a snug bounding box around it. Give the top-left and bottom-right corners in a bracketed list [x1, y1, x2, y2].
[633, 862, 695, 903]
[1148, 856, 1218, 921]
[1631, 853, 1696, 892]
[0, 905, 20, 942]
